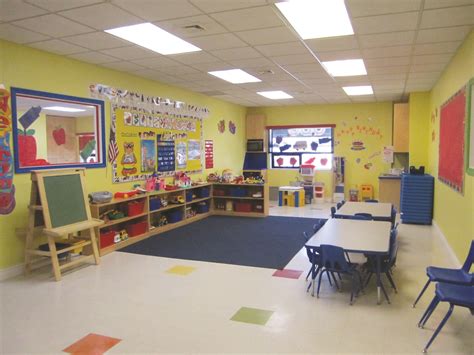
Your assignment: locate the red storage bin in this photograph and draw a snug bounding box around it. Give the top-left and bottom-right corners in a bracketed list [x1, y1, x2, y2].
[100, 230, 116, 248]
[213, 189, 225, 196]
[126, 221, 148, 237]
[234, 202, 252, 212]
[127, 200, 145, 216]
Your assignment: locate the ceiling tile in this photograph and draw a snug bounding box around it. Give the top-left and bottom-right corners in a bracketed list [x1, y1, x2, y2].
[413, 41, 462, 55]
[211, 46, 262, 61]
[0, 0, 47, 22]
[157, 66, 201, 76]
[305, 36, 359, 52]
[353, 12, 419, 34]
[101, 61, 145, 72]
[0, 23, 49, 44]
[63, 32, 129, 50]
[25, 0, 104, 12]
[255, 41, 307, 57]
[317, 49, 362, 61]
[190, 33, 247, 51]
[171, 51, 220, 65]
[60, 3, 142, 30]
[271, 53, 317, 66]
[365, 56, 411, 68]
[362, 45, 413, 58]
[368, 66, 410, 74]
[68, 51, 119, 64]
[112, 0, 202, 21]
[228, 57, 274, 69]
[333, 76, 372, 85]
[188, 61, 235, 72]
[416, 26, 472, 43]
[235, 26, 297, 46]
[424, 0, 474, 9]
[190, 0, 266, 14]
[154, 15, 227, 39]
[100, 46, 158, 60]
[209, 6, 283, 32]
[282, 63, 326, 74]
[411, 53, 454, 65]
[407, 71, 441, 80]
[420, 5, 474, 28]
[410, 62, 448, 72]
[29, 39, 87, 55]
[405, 82, 434, 91]
[13, 14, 92, 37]
[132, 68, 163, 79]
[346, 0, 422, 17]
[359, 31, 416, 48]
[294, 70, 331, 79]
[246, 68, 294, 81]
[131, 56, 181, 69]
[375, 93, 404, 101]
[368, 72, 407, 80]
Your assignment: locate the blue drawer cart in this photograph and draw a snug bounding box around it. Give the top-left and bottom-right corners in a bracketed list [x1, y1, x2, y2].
[400, 174, 434, 225]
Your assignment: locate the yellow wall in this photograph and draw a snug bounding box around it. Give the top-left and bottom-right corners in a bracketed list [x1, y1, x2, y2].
[248, 102, 393, 199]
[408, 92, 430, 168]
[428, 30, 474, 262]
[0, 39, 246, 270]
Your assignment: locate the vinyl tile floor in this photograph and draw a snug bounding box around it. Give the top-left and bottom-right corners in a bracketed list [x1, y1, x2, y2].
[1, 203, 473, 354]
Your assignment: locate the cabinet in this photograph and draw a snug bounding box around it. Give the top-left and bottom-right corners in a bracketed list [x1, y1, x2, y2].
[379, 176, 401, 212]
[89, 184, 212, 255]
[246, 114, 266, 141]
[212, 183, 269, 217]
[393, 103, 409, 152]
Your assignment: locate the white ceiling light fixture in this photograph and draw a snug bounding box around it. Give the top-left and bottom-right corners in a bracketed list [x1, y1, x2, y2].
[208, 69, 261, 84]
[322, 59, 367, 77]
[105, 23, 201, 55]
[43, 106, 86, 112]
[257, 91, 293, 100]
[275, 0, 353, 39]
[343, 86, 374, 96]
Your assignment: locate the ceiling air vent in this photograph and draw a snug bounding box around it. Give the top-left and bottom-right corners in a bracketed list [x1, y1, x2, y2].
[257, 69, 275, 75]
[183, 24, 206, 33]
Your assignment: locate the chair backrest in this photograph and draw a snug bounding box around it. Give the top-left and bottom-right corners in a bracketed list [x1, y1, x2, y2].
[305, 245, 321, 265]
[331, 206, 336, 218]
[461, 240, 474, 272]
[320, 244, 351, 273]
[336, 202, 342, 210]
[388, 227, 399, 263]
[391, 206, 397, 226]
[313, 219, 325, 233]
[340, 200, 346, 206]
[365, 199, 379, 203]
[353, 213, 373, 220]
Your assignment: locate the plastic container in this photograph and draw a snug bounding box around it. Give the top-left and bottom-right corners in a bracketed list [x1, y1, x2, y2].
[213, 189, 225, 196]
[185, 190, 194, 202]
[196, 187, 210, 198]
[196, 202, 209, 214]
[167, 209, 183, 223]
[100, 230, 116, 248]
[126, 221, 148, 237]
[230, 187, 247, 197]
[149, 197, 161, 211]
[235, 201, 252, 212]
[127, 199, 145, 216]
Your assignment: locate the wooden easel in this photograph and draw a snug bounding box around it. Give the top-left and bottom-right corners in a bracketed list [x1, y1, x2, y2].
[24, 168, 103, 281]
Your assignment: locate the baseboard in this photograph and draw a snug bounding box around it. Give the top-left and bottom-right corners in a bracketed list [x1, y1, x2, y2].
[0, 263, 24, 281]
[433, 220, 461, 268]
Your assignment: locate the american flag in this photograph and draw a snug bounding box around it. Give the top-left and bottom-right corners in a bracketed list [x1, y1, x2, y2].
[108, 120, 119, 163]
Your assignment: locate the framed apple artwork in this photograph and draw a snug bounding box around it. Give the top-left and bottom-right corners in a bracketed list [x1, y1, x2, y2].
[52, 126, 66, 145]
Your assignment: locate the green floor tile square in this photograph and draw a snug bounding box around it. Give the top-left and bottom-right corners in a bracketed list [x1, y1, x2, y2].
[166, 265, 196, 275]
[230, 307, 274, 326]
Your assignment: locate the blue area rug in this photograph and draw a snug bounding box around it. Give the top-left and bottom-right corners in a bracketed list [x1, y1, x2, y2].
[119, 215, 325, 269]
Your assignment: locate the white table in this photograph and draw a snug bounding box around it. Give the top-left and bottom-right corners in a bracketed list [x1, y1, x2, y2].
[306, 218, 392, 304]
[335, 201, 392, 220]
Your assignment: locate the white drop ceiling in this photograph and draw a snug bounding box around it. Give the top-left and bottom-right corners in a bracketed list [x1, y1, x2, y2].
[1, 0, 473, 106]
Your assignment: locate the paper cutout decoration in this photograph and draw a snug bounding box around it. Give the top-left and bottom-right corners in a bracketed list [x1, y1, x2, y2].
[0, 87, 15, 214]
[19, 106, 41, 130]
[218, 120, 225, 133]
[121, 141, 137, 176]
[205, 140, 213, 169]
[229, 120, 236, 134]
[351, 140, 365, 150]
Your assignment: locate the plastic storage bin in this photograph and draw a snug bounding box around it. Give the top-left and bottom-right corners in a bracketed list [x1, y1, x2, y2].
[185, 190, 194, 202]
[230, 187, 247, 197]
[196, 202, 209, 214]
[126, 220, 148, 237]
[196, 187, 210, 198]
[213, 189, 225, 196]
[127, 199, 145, 216]
[167, 209, 183, 223]
[234, 201, 252, 212]
[149, 197, 161, 211]
[100, 230, 116, 248]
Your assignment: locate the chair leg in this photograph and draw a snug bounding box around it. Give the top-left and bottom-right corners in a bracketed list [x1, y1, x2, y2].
[327, 271, 333, 287]
[317, 270, 325, 298]
[305, 267, 312, 281]
[380, 279, 391, 304]
[365, 272, 373, 288]
[307, 266, 320, 292]
[385, 272, 397, 293]
[423, 304, 455, 353]
[350, 274, 356, 305]
[418, 295, 440, 328]
[330, 272, 340, 290]
[413, 279, 431, 308]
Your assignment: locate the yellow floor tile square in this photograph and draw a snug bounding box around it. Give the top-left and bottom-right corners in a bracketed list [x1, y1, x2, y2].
[166, 265, 196, 275]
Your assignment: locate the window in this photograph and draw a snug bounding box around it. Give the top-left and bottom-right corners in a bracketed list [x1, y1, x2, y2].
[268, 125, 334, 170]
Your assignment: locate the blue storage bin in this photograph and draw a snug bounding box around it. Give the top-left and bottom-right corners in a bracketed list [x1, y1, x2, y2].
[230, 186, 247, 197]
[149, 197, 161, 211]
[167, 209, 183, 223]
[196, 202, 209, 214]
[185, 190, 193, 202]
[197, 187, 210, 198]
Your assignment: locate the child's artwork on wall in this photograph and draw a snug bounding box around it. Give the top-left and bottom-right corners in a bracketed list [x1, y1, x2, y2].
[438, 86, 466, 193]
[187, 140, 200, 160]
[205, 140, 213, 169]
[218, 119, 225, 133]
[0, 86, 16, 214]
[140, 139, 156, 173]
[176, 142, 187, 169]
[90, 84, 207, 183]
[467, 78, 474, 176]
[229, 120, 236, 134]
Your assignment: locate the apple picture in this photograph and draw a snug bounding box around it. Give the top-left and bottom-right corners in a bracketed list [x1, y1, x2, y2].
[276, 157, 284, 166]
[52, 127, 66, 145]
[320, 158, 328, 166]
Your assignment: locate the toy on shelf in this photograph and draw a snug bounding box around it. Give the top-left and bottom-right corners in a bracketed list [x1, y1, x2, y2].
[206, 172, 219, 182]
[233, 175, 244, 184]
[244, 175, 265, 184]
[164, 184, 178, 191]
[119, 230, 128, 241]
[222, 169, 233, 183]
[174, 171, 192, 188]
[114, 190, 137, 199]
[170, 195, 185, 204]
[88, 191, 113, 204]
[160, 197, 168, 207]
[158, 215, 168, 227]
[145, 172, 157, 191]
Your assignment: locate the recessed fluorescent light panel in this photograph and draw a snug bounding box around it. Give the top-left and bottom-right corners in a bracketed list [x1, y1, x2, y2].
[105, 23, 201, 55]
[43, 106, 86, 112]
[275, 0, 353, 39]
[208, 69, 261, 84]
[343, 86, 373, 96]
[322, 59, 367, 77]
[257, 91, 293, 100]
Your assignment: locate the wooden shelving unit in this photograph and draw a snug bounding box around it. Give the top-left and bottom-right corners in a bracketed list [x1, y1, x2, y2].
[88, 182, 268, 255]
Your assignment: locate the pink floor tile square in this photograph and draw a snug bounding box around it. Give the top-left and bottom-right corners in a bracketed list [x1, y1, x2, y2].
[272, 269, 303, 279]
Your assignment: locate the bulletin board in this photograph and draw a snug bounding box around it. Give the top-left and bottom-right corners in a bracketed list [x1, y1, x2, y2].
[438, 86, 466, 193]
[467, 78, 474, 176]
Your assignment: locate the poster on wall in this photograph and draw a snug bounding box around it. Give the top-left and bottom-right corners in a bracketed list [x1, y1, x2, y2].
[438, 86, 466, 193]
[157, 140, 175, 172]
[0, 86, 16, 214]
[205, 140, 214, 169]
[468, 78, 474, 175]
[176, 142, 187, 169]
[187, 139, 200, 160]
[140, 139, 156, 173]
[383, 146, 394, 163]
